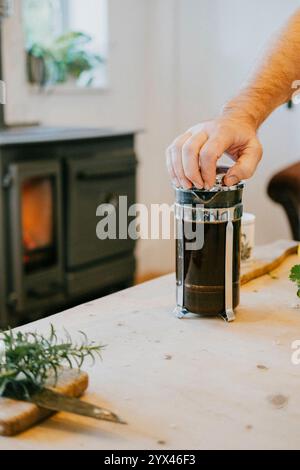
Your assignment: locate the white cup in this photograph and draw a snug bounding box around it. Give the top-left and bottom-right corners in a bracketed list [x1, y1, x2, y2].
[241, 213, 256, 264]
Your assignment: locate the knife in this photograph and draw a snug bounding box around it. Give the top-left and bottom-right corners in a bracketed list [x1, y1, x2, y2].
[7, 387, 127, 425]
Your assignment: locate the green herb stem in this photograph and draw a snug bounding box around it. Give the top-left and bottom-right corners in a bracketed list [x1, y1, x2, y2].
[0, 325, 104, 398]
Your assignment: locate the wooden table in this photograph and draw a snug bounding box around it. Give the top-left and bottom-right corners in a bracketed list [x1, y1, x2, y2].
[1, 253, 300, 450]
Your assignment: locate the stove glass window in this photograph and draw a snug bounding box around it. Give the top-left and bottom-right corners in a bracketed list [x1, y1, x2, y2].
[21, 176, 57, 273]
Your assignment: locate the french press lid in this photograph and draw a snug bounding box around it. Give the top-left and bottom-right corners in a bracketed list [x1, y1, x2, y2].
[175, 166, 244, 208]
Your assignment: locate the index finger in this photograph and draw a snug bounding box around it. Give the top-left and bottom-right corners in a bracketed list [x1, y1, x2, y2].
[182, 131, 208, 189]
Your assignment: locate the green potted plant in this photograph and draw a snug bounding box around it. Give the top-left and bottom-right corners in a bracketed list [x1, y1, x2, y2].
[26, 31, 104, 87]
[26, 43, 51, 86]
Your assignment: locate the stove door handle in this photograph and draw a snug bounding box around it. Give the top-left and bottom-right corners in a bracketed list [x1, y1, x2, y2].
[76, 168, 134, 180]
[27, 282, 64, 300]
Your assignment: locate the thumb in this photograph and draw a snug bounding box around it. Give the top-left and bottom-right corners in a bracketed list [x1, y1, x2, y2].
[224, 140, 263, 186]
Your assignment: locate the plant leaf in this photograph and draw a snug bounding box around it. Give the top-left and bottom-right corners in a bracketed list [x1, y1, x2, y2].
[0, 327, 104, 399]
[290, 265, 300, 283]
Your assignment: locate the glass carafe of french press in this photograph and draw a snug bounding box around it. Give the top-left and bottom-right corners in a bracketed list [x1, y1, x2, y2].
[174, 167, 244, 322]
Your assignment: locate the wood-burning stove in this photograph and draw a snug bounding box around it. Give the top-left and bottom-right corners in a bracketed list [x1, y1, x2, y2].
[0, 127, 137, 328]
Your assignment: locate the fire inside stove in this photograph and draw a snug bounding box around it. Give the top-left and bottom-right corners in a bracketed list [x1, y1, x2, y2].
[21, 177, 57, 272]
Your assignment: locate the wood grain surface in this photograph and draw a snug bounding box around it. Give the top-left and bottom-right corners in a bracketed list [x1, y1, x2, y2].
[0, 240, 300, 449]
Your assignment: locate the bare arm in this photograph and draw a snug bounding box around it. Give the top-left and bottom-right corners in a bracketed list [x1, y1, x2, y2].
[167, 9, 300, 189]
[225, 9, 300, 128]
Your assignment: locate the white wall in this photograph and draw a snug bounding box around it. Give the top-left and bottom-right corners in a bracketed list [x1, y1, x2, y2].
[176, 0, 300, 244]
[137, 0, 177, 277]
[3, 0, 300, 278]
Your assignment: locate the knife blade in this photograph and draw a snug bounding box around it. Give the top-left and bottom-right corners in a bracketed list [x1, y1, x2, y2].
[25, 388, 127, 425]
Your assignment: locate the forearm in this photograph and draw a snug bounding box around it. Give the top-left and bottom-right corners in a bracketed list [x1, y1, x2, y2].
[222, 9, 300, 129]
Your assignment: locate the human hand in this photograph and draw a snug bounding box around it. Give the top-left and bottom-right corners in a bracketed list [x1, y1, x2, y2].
[166, 116, 263, 189]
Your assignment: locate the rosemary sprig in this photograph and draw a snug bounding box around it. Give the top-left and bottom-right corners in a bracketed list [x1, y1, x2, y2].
[0, 325, 104, 398]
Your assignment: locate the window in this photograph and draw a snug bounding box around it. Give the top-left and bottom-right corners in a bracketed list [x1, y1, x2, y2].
[22, 0, 108, 89]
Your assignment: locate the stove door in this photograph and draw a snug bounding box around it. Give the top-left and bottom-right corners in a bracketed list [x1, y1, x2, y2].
[66, 152, 136, 270]
[8, 160, 64, 312]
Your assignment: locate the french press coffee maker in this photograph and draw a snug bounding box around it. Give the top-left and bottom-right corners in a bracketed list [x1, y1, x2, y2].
[174, 167, 244, 322]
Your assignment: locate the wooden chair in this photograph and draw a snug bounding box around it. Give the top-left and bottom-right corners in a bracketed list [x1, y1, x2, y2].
[267, 161, 300, 241]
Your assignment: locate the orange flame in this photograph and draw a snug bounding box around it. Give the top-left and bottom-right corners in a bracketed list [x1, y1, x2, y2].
[21, 178, 53, 254]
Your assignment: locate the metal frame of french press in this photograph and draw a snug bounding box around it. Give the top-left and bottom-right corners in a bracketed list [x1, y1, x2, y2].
[174, 200, 243, 323]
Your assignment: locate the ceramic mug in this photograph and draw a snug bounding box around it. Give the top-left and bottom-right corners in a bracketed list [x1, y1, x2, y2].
[241, 213, 256, 264]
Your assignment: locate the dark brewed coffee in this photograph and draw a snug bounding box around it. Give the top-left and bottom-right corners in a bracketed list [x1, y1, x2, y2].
[177, 220, 241, 316]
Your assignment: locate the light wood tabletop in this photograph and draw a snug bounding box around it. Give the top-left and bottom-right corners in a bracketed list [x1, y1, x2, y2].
[1, 251, 300, 450]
